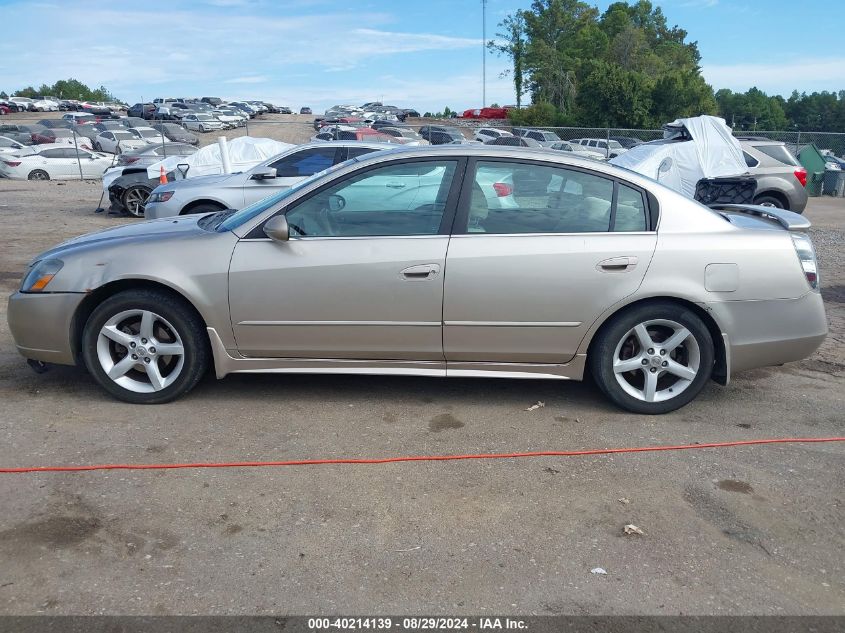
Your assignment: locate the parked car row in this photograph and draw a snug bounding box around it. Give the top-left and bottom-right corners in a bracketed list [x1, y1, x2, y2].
[0, 96, 127, 113]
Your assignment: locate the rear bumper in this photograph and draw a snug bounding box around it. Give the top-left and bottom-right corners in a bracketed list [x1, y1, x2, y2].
[7, 291, 85, 365]
[707, 291, 827, 375]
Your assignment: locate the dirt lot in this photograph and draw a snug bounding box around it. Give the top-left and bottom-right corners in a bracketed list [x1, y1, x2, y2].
[0, 178, 843, 616]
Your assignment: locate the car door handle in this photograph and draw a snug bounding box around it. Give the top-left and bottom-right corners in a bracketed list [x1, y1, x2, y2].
[386, 182, 406, 189]
[401, 264, 440, 280]
[597, 256, 638, 272]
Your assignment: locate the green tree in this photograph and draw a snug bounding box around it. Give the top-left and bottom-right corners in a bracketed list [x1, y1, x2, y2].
[0, 91, 8, 99]
[488, 11, 528, 108]
[508, 101, 558, 126]
[576, 60, 652, 127]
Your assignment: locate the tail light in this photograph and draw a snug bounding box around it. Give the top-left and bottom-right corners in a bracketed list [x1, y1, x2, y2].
[791, 233, 819, 290]
[794, 167, 807, 187]
[3, 160, 21, 167]
[122, 157, 140, 164]
[493, 182, 513, 197]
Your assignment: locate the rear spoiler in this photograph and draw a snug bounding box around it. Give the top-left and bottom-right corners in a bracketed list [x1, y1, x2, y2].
[709, 203, 811, 232]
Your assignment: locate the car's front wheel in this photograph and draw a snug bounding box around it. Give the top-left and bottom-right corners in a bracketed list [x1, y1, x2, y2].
[122, 185, 152, 217]
[82, 289, 209, 404]
[590, 302, 714, 414]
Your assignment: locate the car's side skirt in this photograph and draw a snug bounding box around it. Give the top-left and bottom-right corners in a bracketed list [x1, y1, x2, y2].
[207, 328, 586, 381]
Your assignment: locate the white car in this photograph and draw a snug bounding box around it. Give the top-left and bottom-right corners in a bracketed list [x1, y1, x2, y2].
[548, 141, 606, 160]
[93, 130, 150, 154]
[212, 109, 246, 128]
[571, 138, 628, 158]
[0, 135, 26, 154]
[127, 126, 165, 144]
[9, 97, 35, 111]
[475, 127, 513, 143]
[0, 143, 113, 180]
[30, 99, 59, 112]
[182, 114, 225, 132]
[62, 113, 97, 124]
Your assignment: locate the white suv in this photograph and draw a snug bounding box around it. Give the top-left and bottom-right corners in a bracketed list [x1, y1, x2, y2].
[571, 138, 627, 158]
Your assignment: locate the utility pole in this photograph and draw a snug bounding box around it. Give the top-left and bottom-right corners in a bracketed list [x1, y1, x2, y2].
[482, 0, 487, 107]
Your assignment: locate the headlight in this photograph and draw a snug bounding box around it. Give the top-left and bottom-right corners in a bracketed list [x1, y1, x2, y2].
[21, 259, 64, 292]
[148, 190, 174, 203]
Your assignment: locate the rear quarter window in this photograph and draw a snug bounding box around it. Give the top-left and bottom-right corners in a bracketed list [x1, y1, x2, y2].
[753, 144, 800, 166]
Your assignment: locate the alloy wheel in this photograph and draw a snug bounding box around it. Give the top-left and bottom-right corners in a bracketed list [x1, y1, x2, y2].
[612, 319, 700, 403]
[96, 309, 185, 393]
[123, 188, 149, 217]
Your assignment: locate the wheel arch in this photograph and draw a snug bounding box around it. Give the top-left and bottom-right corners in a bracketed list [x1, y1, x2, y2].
[583, 296, 728, 385]
[753, 189, 788, 208]
[180, 198, 228, 215]
[70, 279, 210, 364]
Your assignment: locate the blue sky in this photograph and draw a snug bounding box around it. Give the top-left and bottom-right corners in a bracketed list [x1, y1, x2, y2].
[0, 0, 843, 113]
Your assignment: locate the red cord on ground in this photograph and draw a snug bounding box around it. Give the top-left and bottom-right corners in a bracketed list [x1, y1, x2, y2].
[0, 437, 843, 474]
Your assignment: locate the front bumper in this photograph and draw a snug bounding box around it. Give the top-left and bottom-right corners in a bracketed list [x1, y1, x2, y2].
[7, 291, 86, 366]
[707, 291, 828, 375]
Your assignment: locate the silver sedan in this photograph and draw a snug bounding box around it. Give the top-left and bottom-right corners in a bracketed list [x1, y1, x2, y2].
[7, 146, 827, 413]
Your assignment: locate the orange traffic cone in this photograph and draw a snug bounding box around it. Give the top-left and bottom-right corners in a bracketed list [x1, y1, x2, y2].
[159, 166, 167, 184]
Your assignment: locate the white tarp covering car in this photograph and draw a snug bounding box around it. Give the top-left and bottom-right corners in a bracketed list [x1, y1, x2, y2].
[145, 136, 293, 181]
[609, 115, 747, 198]
[101, 137, 294, 193]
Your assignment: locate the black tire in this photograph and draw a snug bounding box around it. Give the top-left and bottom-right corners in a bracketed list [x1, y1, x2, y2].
[753, 194, 785, 209]
[93, 141, 102, 151]
[122, 185, 152, 218]
[182, 203, 224, 216]
[81, 289, 210, 404]
[589, 302, 715, 414]
[28, 169, 49, 181]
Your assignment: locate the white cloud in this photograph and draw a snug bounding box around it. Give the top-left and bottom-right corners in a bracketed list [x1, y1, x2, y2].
[703, 58, 845, 95]
[224, 76, 271, 84]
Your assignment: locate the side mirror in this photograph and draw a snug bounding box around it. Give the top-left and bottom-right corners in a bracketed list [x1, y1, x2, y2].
[251, 167, 277, 181]
[263, 215, 289, 242]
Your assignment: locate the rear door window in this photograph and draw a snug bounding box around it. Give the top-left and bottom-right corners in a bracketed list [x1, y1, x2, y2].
[459, 161, 648, 235]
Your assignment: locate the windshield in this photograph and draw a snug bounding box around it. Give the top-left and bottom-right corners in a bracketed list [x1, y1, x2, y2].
[215, 164, 348, 232]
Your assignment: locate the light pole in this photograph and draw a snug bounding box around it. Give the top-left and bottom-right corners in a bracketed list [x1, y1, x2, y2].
[482, 0, 487, 107]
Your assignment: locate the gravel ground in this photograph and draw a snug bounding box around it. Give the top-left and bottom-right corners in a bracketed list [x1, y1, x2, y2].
[0, 180, 842, 616]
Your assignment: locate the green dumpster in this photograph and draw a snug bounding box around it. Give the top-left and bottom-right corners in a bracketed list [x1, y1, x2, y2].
[798, 144, 827, 197]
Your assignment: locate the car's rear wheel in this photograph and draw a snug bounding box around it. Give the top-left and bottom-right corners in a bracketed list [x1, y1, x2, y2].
[753, 194, 784, 209]
[82, 289, 209, 404]
[28, 169, 49, 181]
[122, 185, 152, 217]
[590, 302, 714, 414]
